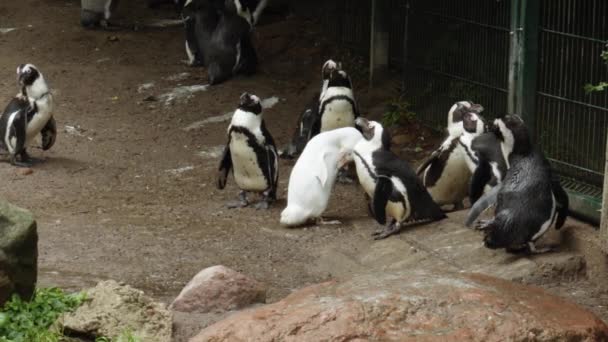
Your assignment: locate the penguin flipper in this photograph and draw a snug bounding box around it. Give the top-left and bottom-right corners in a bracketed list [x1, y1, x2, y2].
[551, 178, 569, 230]
[372, 176, 393, 225]
[465, 184, 500, 227]
[217, 144, 232, 190]
[315, 152, 330, 187]
[470, 160, 492, 204]
[415, 149, 439, 176]
[40, 116, 57, 151]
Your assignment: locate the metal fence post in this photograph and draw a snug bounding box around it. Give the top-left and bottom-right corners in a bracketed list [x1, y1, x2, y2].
[507, 0, 540, 137]
[601, 134, 608, 252]
[369, 0, 390, 87]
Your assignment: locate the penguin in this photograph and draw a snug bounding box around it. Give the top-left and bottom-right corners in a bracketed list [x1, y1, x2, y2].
[183, 0, 257, 84]
[318, 69, 358, 133]
[458, 112, 508, 204]
[279, 92, 321, 159]
[465, 115, 569, 253]
[279, 59, 341, 159]
[280, 127, 363, 226]
[352, 118, 446, 240]
[80, 0, 120, 28]
[446, 100, 484, 137]
[416, 103, 485, 210]
[217, 92, 278, 209]
[0, 64, 55, 167]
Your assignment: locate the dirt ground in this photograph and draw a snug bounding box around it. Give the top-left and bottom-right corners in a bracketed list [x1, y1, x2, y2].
[1, 0, 607, 339]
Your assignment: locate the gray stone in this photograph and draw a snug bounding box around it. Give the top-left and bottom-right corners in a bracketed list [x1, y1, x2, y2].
[0, 200, 37, 305]
[57, 280, 172, 342]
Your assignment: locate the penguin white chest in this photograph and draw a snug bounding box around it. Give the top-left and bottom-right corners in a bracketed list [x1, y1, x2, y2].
[353, 153, 376, 197]
[426, 145, 470, 205]
[320, 100, 355, 132]
[26, 97, 53, 145]
[229, 132, 268, 191]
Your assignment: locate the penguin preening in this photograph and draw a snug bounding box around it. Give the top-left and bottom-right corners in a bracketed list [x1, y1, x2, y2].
[217, 92, 278, 209]
[0, 64, 56, 167]
[465, 115, 569, 253]
[352, 118, 446, 240]
[417, 102, 485, 210]
[462, 112, 508, 204]
[280, 59, 341, 159]
[182, 0, 259, 85]
[281, 127, 363, 227]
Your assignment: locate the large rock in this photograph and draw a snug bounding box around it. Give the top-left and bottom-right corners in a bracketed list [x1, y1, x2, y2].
[170, 265, 266, 314]
[58, 280, 172, 342]
[0, 200, 37, 305]
[191, 270, 608, 342]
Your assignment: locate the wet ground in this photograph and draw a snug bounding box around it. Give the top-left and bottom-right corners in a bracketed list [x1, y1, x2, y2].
[1, 0, 607, 338]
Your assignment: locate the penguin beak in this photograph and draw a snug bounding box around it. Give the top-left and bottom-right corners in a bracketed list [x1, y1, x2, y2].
[239, 92, 251, 106]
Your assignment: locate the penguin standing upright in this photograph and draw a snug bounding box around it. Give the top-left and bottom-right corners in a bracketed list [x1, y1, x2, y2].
[0, 64, 56, 167]
[465, 115, 569, 253]
[352, 118, 446, 240]
[447, 100, 483, 137]
[280, 59, 341, 159]
[182, 0, 259, 84]
[461, 112, 508, 204]
[318, 69, 358, 133]
[417, 102, 485, 210]
[217, 92, 278, 209]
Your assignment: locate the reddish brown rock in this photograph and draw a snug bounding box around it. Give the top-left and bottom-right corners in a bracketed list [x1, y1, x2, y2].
[190, 270, 608, 342]
[170, 265, 266, 314]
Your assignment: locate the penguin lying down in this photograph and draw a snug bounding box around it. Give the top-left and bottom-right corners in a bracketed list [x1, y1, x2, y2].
[465, 115, 569, 254]
[352, 118, 446, 240]
[0, 64, 57, 167]
[281, 127, 363, 227]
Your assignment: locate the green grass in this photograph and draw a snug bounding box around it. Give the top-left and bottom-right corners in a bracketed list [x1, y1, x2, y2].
[382, 96, 416, 127]
[0, 288, 140, 342]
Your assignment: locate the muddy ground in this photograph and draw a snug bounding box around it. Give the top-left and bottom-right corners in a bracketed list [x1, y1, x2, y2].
[1, 0, 607, 339]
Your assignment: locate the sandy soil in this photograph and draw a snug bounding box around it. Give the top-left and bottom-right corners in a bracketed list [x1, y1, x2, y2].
[1, 1, 607, 339]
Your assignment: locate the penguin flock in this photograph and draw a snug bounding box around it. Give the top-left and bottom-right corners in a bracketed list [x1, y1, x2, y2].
[215, 58, 570, 252]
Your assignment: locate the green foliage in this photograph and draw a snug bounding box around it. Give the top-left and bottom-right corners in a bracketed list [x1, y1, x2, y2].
[584, 45, 608, 93]
[95, 330, 141, 342]
[382, 97, 416, 127]
[0, 288, 86, 342]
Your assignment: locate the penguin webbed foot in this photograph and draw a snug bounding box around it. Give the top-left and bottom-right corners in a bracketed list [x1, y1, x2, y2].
[227, 191, 249, 209]
[474, 219, 493, 231]
[10, 157, 32, 168]
[525, 242, 555, 255]
[452, 201, 465, 211]
[253, 191, 274, 210]
[336, 168, 354, 184]
[372, 221, 401, 240]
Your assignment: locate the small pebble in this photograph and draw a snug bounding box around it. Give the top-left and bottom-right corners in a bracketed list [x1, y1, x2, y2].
[19, 168, 33, 176]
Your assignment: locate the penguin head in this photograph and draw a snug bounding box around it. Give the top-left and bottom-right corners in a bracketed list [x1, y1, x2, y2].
[327, 69, 352, 89]
[449, 100, 483, 124]
[462, 111, 486, 135]
[17, 64, 41, 87]
[238, 92, 262, 114]
[355, 118, 391, 151]
[492, 114, 532, 155]
[321, 59, 341, 81]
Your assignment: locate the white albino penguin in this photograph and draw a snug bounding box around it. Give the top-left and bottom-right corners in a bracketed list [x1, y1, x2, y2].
[280, 127, 363, 226]
[217, 92, 278, 209]
[0, 64, 56, 167]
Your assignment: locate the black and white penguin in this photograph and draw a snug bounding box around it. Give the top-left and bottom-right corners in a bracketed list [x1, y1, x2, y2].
[465, 115, 569, 253]
[0, 64, 56, 167]
[280, 59, 342, 159]
[416, 102, 485, 210]
[352, 118, 446, 240]
[183, 0, 258, 84]
[462, 112, 508, 204]
[447, 100, 484, 137]
[80, 0, 120, 28]
[318, 69, 358, 133]
[217, 92, 278, 209]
